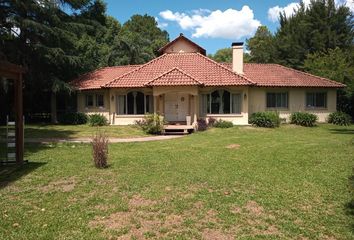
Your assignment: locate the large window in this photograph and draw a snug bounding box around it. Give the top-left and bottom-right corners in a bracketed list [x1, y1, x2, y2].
[200, 90, 242, 115]
[85, 94, 94, 107]
[96, 94, 104, 107]
[117, 91, 153, 115]
[306, 92, 327, 108]
[266, 92, 288, 108]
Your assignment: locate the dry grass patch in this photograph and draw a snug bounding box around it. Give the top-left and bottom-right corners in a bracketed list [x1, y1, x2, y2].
[40, 177, 76, 193]
[226, 144, 240, 149]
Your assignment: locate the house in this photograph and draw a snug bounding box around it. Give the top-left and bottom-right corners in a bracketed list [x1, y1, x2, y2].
[71, 34, 345, 127]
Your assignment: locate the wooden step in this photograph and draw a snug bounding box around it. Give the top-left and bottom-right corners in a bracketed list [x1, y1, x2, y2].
[7, 132, 15, 137]
[7, 143, 15, 148]
[7, 121, 15, 126]
[7, 153, 16, 159]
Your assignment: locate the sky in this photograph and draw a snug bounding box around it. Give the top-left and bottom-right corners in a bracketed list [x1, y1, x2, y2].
[104, 0, 354, 54]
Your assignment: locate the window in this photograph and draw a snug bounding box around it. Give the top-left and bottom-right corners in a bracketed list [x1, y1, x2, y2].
[266, 92, 288, 108]
[306, 92, 327, 108]
[117, 91, 153, 115]
[85, 94, 93, 107]
[200, 90, 242, 115]
[96, 94, 104, 107]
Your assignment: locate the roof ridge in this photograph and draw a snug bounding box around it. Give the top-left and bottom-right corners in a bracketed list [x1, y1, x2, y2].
[195, 53, 256, 85]
[273, 63, 346, 87]
[104, 54, 168, 88]
[144, 67, 204, 86]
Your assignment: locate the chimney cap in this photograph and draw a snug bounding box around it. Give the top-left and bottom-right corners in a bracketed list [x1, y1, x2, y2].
[232, 42, 243, 47]
[179, 33, 184, 36]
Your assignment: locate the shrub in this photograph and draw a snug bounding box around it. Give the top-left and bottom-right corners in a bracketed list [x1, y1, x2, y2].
[328, 112, 351, 126]
[214, 119, 233, 128]
[135, 114, 165, 134]
[58, 112, 88, 125]
[290, 112, 318, 127]
[89, 114, 108, 126]
[91, 131, 108, 168]
[197, 118, 208, 131]
[249, 112, 280, 128]
[208, 117, 217, 127]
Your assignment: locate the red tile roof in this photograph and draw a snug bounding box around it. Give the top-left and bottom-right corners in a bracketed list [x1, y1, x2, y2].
[105, 53, 253, 88]
[71, 65, 139, 90]
[222, 63, 345, 88]
[145, 67, 203, 86]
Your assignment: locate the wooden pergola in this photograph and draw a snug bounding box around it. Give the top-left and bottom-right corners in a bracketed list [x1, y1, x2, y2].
[0, 60, 26, 164]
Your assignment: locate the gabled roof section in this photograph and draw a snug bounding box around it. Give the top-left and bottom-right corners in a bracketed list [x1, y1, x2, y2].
[105, 53, 253, 88]
[145, 67, 203, 86]
[70, 65, 140, 90]
[158, 33, 207, 55]
[221, 63, 345, 88]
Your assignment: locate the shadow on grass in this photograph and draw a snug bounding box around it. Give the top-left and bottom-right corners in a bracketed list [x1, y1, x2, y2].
[345, 172, 354, 233]
[329, 128, 354, 135]
[0, 125, 77, 139]
[0, 162, 46, 189]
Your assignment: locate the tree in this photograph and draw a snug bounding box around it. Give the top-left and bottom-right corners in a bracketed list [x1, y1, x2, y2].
[108, 14, 169, 65]
[246, 26, 277, 63]
[208, 48, 251, 63]
[304, 47, 354, 117]
[275, 0, 353, 69]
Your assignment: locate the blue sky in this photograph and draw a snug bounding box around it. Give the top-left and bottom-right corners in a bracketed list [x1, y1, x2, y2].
[104, 0, 353, 54]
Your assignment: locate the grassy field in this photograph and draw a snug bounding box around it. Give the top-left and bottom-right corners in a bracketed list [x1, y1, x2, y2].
[0, 124, 146, 139]
[0, 124, 353, 239]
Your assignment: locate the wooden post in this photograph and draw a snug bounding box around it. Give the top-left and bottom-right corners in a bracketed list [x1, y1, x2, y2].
[15, 73, 24, 164]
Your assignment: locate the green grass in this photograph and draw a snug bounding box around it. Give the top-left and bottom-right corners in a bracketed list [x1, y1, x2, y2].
[0, 124, 353, 239]
[0, 124, 146, 139]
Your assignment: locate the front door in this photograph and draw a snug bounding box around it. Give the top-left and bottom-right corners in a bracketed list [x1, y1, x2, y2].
[164, 93, 189, 122]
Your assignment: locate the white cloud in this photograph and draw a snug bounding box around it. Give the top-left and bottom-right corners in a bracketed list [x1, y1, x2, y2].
[268, 0, 354, 22]
[159, 6, 261, 40]
[154, 17, 168, 29]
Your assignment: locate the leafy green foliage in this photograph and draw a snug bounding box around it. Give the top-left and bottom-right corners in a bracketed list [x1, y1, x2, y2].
[213, 120, 234, 128]
[249, 112, 281, 128]
[58, 112, 88, 125]
[246, 26, 277, 63]
[135, 114, 166, 135]
[208, 48, 250, 63]
[89, 114, 108, 126]
[290, 112, 318, 127]
[328, 112, 352, 126]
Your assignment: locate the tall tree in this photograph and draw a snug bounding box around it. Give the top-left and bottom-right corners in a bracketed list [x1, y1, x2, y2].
[246, 26, 277, 63]
[275, 0, 353, 69]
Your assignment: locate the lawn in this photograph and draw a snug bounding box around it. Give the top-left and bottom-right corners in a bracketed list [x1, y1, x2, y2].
[0, 124, 353, 239]
[0, 124, 147, 139]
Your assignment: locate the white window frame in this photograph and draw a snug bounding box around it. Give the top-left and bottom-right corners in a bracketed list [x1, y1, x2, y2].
[200, 90, 243, 116]
[116, 91, 153, 115]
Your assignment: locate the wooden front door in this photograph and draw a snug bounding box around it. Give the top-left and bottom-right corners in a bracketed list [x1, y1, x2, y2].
[164, 93, 189, 122]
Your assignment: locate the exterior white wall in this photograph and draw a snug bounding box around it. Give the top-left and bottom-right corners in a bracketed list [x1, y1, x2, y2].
[248, 87, 337, 122]
[77, 90, 111, 120]
[163, 39, 200, 53]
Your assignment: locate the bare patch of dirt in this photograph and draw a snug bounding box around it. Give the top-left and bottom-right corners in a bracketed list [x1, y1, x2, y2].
[40, 177, 76, 193]
[128, 194, 157, 208]
[230, 205, 242, 214]
[245, 201, 263, 216]
[202, 229, 234, 240]
[226, 144, 240, 149]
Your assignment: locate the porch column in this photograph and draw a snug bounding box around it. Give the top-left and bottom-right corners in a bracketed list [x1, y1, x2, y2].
[193, 94, 198, 125]
[15, 73, 24, 164]
[153, 95, 158, 114]
[133, 91, 137, 114]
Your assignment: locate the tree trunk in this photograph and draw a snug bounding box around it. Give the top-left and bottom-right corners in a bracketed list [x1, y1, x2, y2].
[51, 92, 58, 124]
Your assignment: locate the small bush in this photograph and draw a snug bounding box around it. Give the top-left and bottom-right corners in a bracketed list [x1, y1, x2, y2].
[91, 132, 108, 168]
[58, 112, 88, 125]
[290, 112, 317, 127]
[249, 112, 280, 128]
[135, 114, 165, 134]
[89, 114, 108, 126]
[214, 119, 233, 128]
[208, 117, 217, 127]
[197, 118, 208, 131]
[328, 112, 351, 126]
